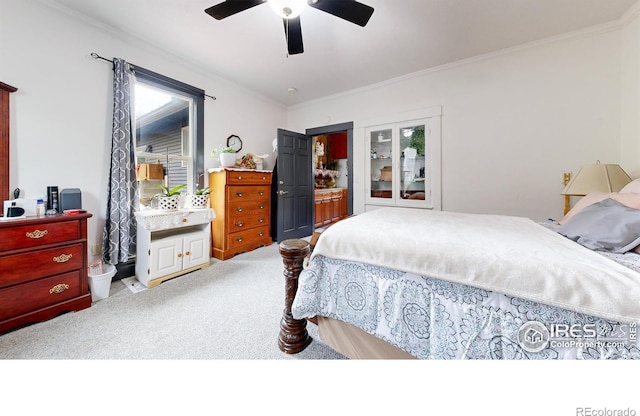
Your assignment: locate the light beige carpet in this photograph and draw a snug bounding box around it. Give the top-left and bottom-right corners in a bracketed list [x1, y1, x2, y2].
[0, 242, 344, 360]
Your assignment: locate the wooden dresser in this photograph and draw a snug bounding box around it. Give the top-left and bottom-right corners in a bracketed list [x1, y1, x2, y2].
[0, 213, 93, 334]
[209, 168, 272, 260]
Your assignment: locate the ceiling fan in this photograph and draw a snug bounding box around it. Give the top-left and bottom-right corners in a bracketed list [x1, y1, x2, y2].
[204, 0, 374, 55]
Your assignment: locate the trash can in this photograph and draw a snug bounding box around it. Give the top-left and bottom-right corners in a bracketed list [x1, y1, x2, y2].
[88, 264, 117, 302]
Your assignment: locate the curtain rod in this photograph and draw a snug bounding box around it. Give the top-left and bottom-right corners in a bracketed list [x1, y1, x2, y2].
[91, 52, 217, 100]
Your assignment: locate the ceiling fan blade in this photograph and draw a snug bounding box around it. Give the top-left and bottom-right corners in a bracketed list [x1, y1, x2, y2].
[283, 17, 304, 55]
[204, 0, 265, 20]
[309, 0, 374, 27]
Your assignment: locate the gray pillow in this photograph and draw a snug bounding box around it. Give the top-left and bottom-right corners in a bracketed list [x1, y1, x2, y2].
[558, 198, 640, 253]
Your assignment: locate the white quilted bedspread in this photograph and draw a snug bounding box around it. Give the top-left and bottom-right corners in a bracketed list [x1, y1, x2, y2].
[311, 207, 640, 322]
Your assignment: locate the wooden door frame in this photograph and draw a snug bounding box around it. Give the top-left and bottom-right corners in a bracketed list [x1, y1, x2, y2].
[1, 82, 17, 209]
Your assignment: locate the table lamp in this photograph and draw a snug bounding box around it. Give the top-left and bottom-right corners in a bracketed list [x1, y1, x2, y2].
[561, 161, 632, 214]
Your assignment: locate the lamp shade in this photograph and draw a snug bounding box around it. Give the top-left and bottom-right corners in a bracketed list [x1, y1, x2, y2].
[561, 163, 632, 196]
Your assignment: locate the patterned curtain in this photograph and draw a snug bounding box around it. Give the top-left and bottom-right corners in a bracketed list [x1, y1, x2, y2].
[102, 58, 139, 265]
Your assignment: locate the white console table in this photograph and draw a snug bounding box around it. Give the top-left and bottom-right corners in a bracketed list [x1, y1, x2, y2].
[135, 208, 215, 288]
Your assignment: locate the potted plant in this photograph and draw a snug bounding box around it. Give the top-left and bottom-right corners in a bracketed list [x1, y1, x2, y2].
[408, 128, 425, 156]
[155, 183, 186, 210]
[210, 145, 237, 167]
[190, 186, 210, 208]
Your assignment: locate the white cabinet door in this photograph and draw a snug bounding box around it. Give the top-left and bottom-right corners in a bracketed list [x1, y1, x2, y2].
[149, 235, 184, 280]
[182, 231, 210, 270]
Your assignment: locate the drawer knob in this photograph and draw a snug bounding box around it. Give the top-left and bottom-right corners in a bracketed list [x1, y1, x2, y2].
[236, 237, 244, 243]
[53, 253, 73, 263]
[258, 232, 264, 237]
[177, 253, 183, 258]
[236, 192, 243, 197]
[185, 251, 191, 256]
[182, 218, 188, 223]
[26, 229, 48, 239]
[236, 221, 244, 227]
[49, 284, 69, 294]
[259, 204, 264, 209]
[258, 218, 264, 223]
[236, 207, 243, 212]
[262, 176, 266, 180]
[259, 191, 264, 196]
[237, 176, 242, 180]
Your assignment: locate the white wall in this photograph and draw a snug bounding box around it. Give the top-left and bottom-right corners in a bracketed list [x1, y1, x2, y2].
[3, 1, 639, 251]
[621, 5, 640, 178]
[288, 26, 627, 222]
[0, 0, 287, 257]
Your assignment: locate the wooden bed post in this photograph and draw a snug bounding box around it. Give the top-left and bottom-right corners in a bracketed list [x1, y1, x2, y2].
[278, 239, 312, 354]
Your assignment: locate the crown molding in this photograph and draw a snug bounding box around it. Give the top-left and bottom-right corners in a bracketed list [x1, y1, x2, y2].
[290, 19, 624, 110]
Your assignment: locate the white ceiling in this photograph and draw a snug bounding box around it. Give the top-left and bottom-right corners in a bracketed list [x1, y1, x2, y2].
[47, 0, 638, 107]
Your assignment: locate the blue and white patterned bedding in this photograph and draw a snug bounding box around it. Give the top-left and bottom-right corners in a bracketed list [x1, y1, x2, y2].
[292, 251, 640, 359]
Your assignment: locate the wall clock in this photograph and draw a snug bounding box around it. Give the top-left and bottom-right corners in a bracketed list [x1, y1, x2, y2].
[226, 135, 242, 153]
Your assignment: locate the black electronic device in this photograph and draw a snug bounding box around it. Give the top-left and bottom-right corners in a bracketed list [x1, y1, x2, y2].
[47, 186, 59, 212]
[7, 205, 24, 217]
[60, 188, 82, 211]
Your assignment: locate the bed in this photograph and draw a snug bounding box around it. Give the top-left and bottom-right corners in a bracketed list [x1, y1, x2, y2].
[277, 192, 640, 359]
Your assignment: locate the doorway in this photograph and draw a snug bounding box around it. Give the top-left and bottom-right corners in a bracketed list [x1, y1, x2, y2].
[272, 122, 353, 243]
[307, 122, 354, 227]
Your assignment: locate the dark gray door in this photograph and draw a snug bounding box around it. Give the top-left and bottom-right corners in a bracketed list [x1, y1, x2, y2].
[274, 129, 313, 243]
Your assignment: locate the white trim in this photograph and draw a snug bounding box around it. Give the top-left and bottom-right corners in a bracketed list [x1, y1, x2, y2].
[358, 106, 443, 130]
[620, 0, 640, 27]
[363, 109, 442, 211]
[289, 20, 624, 111]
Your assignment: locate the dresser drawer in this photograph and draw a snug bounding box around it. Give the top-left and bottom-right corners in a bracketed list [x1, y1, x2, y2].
[226, 170, 271, 185]
[227, 185, 269, 202]
[0, 243, 84, 289]
[0, 220, 81, 251]
[226, 225, 270, 249]
[227, 213, 269, 232]
[0, 270, 83, 320]
[228, 198, 269, 216]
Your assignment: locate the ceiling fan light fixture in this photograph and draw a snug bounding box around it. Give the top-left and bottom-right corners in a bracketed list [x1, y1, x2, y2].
[268, 0, 307, 18]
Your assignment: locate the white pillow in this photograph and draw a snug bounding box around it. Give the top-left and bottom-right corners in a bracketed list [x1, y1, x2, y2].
[620, 178, 640, 193]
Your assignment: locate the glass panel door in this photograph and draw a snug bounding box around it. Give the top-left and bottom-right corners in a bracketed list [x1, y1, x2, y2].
[398, 123, 426, 202]
[363, 105, 442, 211]
[369, 127, 393, 200]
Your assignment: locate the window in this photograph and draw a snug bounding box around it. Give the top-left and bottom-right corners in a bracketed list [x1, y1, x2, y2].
[132, 66, 204, 207]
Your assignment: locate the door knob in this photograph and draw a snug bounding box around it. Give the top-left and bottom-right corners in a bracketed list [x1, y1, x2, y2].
[277, 190, 288, 195]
